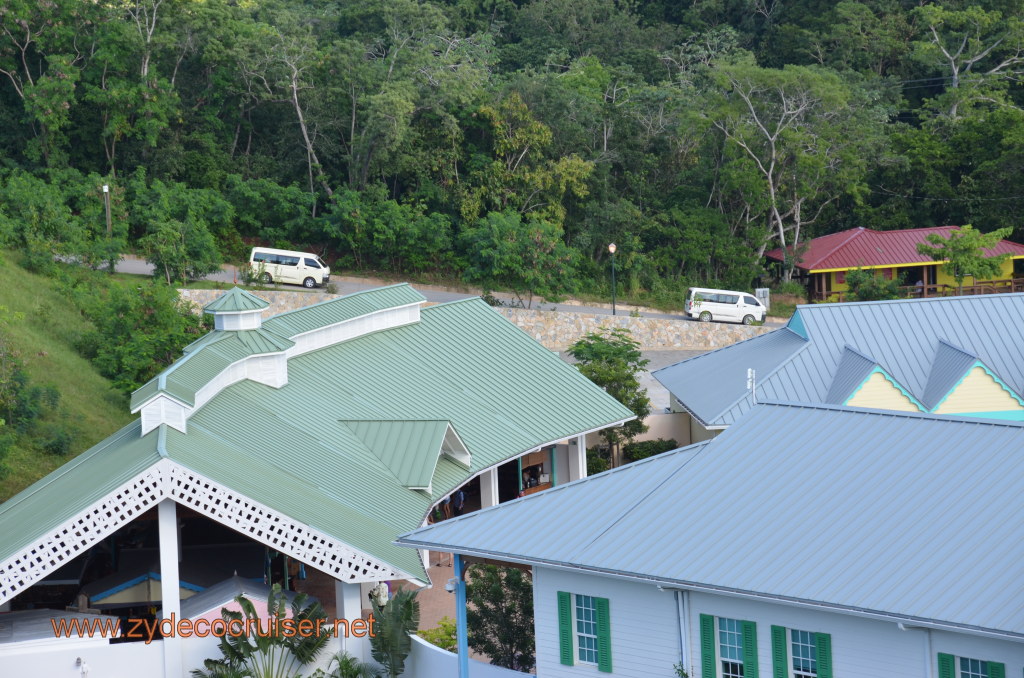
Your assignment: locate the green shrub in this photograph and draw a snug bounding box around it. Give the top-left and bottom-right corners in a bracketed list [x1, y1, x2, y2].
[39, 422, 75, 456]
[417, 616, 457, 652]
[622, 438, 679, 462]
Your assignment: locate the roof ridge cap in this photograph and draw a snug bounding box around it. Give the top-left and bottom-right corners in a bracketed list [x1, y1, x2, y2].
[265, 283, 422, 322]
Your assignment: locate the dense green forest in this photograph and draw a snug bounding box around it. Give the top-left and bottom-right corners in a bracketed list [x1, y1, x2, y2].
[3, 0, 1024, 301]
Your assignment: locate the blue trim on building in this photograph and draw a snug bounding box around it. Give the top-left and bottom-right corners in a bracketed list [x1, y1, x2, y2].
[788, 310, 808, 340]
[91, 572, 205, 602]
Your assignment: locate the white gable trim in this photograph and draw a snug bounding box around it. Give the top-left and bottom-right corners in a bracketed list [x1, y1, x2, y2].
[285, 302, 421, 358]
[139, 395, 190, 435]
[441, 423, 471, 469]
[134, 303, 421, 435]
[134, 352, 289, 435]
[0, 460, 414, 605]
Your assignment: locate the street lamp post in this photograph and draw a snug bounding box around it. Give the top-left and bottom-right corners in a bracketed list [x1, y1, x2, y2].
[102, 184, 113, 273]
[608, 243, 617, 316]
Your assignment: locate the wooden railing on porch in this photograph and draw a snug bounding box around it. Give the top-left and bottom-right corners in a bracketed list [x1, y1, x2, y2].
[811, 278, 1024, 303]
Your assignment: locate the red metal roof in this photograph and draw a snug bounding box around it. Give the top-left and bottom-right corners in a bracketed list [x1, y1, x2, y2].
[766, 226, 1024, 271]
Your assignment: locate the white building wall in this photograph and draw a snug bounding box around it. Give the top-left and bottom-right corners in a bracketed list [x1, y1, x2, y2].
[686, 590, 924, 677]
[0, 638, 163, 677]
[534, 567, 681, 678]
[533, 569, 1024, 678]
[930, 629, 1024, 675]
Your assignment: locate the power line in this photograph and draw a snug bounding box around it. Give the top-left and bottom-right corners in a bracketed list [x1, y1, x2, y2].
[870, 186, 1024, 202]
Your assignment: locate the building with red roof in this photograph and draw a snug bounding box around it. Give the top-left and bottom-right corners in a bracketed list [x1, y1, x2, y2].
[766, 226, 1024, 300]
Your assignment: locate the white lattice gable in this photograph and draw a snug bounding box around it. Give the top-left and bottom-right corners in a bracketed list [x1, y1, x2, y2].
[0, 460, 412, 605]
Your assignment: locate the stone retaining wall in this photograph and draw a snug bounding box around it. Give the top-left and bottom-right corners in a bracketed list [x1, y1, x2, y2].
[179, 289, 771, 351]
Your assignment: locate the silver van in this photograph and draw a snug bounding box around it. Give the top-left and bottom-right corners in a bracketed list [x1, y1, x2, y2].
[249, 247, 330, 288]
[686, 287, 766, 325]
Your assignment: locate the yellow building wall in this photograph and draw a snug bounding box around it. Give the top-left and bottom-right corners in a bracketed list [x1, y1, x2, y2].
[934, 366, 1024, 414]
[846, 371, 921, 412]
[823, 258, 1018, 295]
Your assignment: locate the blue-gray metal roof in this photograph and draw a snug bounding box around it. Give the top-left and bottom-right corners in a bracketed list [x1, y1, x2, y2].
[921, 340, 980, 410]
[654, 328, 808, 427]
[823, 346, 877, 405]
[655, 294, 1024, 426]
[399, 403, 1024, 637]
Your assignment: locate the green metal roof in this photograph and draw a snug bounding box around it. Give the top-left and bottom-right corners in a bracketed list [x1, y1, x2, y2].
[130, 328, 294, 410]
[203, 287, 269, 313]
[0, 422, 162, 560]
[132, 285, 423, 410]
[262, 283, 425, 336]
[2, 292, 634, 584]
[342, 420, 452, 490]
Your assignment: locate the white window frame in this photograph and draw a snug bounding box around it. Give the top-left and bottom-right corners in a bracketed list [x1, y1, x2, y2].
[716, 617, 745, 678]
[789, 628, 818, 678]
[574, 594, 599, 666]
[955, 655, 991, 678]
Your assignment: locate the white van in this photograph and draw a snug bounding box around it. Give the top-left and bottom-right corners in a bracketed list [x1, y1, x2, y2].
[686, 287, 766, 325]
[249, 247, 330, 288]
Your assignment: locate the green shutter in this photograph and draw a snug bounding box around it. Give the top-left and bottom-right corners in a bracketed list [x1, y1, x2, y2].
[937, 653, 955, 678]
[770, 626, 788, 678]
[742, 620, 759, 678]
[988, 661, 1005, 678]
[815, 633, 832, 678]
[557, 591, 573, 666]
[596, 597, 612, 673]
[700, 614, 716, 678]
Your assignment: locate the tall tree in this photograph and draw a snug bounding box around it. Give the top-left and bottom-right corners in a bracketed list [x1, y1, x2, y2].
[466, 564, 535, 673]
[567, 328, 650, 469]
[705, 59, 888, 280]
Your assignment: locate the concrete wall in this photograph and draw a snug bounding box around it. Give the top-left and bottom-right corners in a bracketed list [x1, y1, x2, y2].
[179, 289, 771, 352]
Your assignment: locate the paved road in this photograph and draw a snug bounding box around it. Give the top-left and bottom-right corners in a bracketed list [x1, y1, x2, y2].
[120, 256, 786, 326]
[117, 256, 697, 320]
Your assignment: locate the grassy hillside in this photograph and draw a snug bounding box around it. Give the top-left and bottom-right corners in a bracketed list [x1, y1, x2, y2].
[0, 253, 133, 501]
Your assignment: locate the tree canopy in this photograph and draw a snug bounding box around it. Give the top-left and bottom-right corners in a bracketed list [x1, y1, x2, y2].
[3, 0, 1024, 299]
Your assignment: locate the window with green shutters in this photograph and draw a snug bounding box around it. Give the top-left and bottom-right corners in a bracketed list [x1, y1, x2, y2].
[769, 626, 832, 678]
[557, 591, 612, 672]
[700, 614, 758, 678]
[937, 653, 1006, 678]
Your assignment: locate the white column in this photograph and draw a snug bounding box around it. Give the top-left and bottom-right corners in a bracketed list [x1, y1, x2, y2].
[336, 580, 367, 660]
[479, 467, 499, 507]
[568, 434, 587, 481]
[158, 500, 182, 678]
